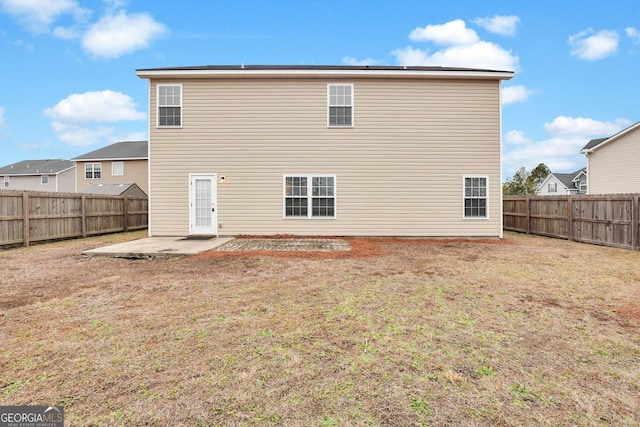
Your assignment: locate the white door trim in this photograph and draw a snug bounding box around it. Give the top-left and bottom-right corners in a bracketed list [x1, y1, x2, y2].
[189, 173, 218, 236]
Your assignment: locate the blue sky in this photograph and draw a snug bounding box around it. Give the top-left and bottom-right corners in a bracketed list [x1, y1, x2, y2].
[1, 0, 639, 179]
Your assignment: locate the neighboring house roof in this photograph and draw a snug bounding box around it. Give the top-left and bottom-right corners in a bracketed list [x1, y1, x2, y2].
[0, 159, 74, 176]
[81, 183, 147, 196]
[581, 121, 640, 153]
[72, 141, 148, 161]
[136, 64, 514, 80]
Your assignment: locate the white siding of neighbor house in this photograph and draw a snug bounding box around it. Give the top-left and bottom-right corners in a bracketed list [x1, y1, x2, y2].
[0, 168, 75, 192]
[147, 76, 503, 237]
[588, 126, 640, 194]
[537, 175, 567, 196]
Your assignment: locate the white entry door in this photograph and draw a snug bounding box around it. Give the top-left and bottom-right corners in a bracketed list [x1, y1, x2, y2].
[189, 173, 217, 236]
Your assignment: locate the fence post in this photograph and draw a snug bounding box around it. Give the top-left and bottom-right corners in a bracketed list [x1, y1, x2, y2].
[123, 197, 129, 232]
[526, 197, 531, 234]
[22, 192, 30, 247]
[81, 194, 87, 238]
[567, 195, 573, 242]
[633, 195, 639, 251]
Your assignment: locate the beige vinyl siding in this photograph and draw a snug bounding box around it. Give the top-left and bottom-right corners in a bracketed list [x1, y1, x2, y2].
[148, 77, 502, 237]
[588, 127, 640, 194]
[76, 159, 148, 194]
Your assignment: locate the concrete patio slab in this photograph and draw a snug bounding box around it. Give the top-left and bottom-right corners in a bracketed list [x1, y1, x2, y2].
[82, 236, 233, 258]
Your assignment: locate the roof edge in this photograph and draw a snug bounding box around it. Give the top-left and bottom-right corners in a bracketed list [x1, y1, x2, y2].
[581, 120, 640, 154]
[136, 65, 514, 80]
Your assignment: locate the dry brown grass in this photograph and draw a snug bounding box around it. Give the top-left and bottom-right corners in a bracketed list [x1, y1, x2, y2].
[1, 231, 640, 426]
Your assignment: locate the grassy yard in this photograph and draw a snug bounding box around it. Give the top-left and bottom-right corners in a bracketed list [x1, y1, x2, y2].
[1, 231, 639, 426]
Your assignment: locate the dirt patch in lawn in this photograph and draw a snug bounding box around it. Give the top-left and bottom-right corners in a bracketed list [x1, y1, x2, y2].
[1, 231, 640, 426]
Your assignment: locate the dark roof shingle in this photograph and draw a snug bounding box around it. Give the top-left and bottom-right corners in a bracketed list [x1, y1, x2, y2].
[0, 159, 74, 175]
[72, 141, 148, 161]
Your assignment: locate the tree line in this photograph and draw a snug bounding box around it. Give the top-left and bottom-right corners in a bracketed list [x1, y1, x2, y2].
[503, 163, 550, 196]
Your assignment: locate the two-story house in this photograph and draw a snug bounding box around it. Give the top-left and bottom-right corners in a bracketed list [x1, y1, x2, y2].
[581, 121, 640, 194]
[0, 159, 75, 192]
[135, 65, 513, 237]
[72, 140, 148, 195]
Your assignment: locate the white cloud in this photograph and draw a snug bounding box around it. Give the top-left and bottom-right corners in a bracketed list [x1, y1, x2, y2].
[569, 28, 619, 60]
[504, 130, 532, 145]
[409, 19, 479, 46]
[396, 19, 519, 71]
[44, 90, 146, 124]
[0, 0, 90, 33]
[44, 90, 146, 147]
[502, 85, 535, 105]
[393, 41, 518, 71]
[503, 116, 632, 175]
[542, 116, 631, 138]
[52, 25, 81, 39]
[626, 27, 640, 44]
[473, 15, 520, 36]
[342, 56, 383, 66]
[82, 10, 167, 58]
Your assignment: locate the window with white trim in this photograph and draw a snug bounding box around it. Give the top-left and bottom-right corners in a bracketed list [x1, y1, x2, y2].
[328, 84, 353, 127]
[41, 175, 49, 184]
[580, 181, 587, 193]
[3, 176, 9, 187]
[463, 176, 488, 218]
[85, 163, 102, 179]
[158, 84, 182, 127]
[284, 175, 336, 218]
[112, 162, 124, 176]
[548, 182, 557, 193]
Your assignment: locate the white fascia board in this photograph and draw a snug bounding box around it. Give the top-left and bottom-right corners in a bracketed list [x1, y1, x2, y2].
[136, 68, 514, 81]
[72, 157, 148, 162]
[581, 120, 640, 153]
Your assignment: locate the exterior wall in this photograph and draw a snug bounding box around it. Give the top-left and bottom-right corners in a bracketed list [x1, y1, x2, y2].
[588, 127, 640, 194]
[148, 76, 503, 237]
[57, 168, 75, 192]
[0, 171, 74, 192]
[75, 159, 148, 194]
[537, 175, 569, 196]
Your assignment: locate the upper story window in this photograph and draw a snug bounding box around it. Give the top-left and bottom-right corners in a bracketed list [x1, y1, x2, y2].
[327, 84, 353, 127]
[580, 181, 587, 193]
[463, 176, 488, 219]
[85, 163, 102, 179]
[41, 175, 49, 184]
[548, 182, 557, 193]
[158, 84, 182, 127]
[284, 175, 336, 219]
[112, 162, 124, 176]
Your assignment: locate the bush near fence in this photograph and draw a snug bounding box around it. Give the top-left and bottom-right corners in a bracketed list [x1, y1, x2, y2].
[0, 190, 148, 247]
[503, 194, 640, 250]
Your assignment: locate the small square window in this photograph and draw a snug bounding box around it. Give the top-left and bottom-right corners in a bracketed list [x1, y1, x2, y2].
[112, 162, 124, 176]
[41, 175, 49, 184]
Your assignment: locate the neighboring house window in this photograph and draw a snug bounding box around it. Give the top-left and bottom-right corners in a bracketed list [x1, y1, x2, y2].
[3, 176, 8, 187]
[548, 182, 557, 193]
[327, 84, 353, 127]
[463, 176, 488, 218]
[41, 175, 49, 184]
[85, 163, 102, 179]
[284, 175, 336, 218]
[158, 84, 182, 127]
[580, 181, 587, 193]
[112, 162, 124, 176]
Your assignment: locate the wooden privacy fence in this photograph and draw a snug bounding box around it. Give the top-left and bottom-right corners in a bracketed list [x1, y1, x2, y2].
[0, 191, 148, 247]
[503, 194, 640, 250]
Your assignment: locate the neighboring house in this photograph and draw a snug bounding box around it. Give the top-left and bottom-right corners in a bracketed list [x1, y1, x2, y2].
[136, 65, 513, 237]
[72, 141, 148, 194]
[581, 121, 640, 194]
[0, 159, 75, 192]
[537, 168, 587, 195]
[81, 183, 147, 198]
